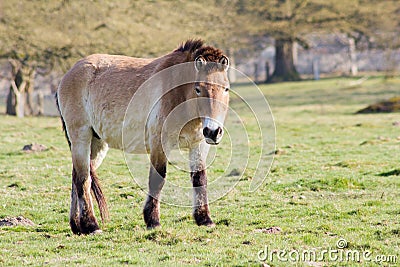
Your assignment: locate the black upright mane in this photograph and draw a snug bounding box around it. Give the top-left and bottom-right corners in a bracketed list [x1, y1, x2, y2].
[175, 39, 204, 54]
[175, 39, 225, 64]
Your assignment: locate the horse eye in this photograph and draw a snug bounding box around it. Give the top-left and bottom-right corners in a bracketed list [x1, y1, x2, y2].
[224, 87, 229, 92]
[195, 87, 201, 95]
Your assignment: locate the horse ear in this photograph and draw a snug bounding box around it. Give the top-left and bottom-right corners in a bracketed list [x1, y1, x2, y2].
[194, 56, 206, 72]
[219, 55, 229, 71]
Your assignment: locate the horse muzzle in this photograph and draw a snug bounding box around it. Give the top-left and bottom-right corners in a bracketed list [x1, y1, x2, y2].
[202, 118, 224, 145]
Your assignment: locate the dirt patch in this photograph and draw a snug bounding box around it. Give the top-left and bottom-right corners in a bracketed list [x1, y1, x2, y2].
[0, 216, 35, 227]
[22, 143, 47, 152]
[227, 168, 242, 177]
[254, 226, 282, 234]
[356, 96, 400, 114]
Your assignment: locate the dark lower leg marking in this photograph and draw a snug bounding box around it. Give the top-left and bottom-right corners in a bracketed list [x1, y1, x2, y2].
[70, 219, 80, 234]
[143, 196, 161, 229]
[193, 204, 213, 226]
[79, 209, 100, 234]
[70, 177, 81, 234]
[72, 167, 100, 234]
[191, 170, 214, 226]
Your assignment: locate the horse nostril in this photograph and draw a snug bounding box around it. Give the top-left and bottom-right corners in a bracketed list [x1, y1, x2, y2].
[217, 127, 223, 135]
[203, 127, 211, 138]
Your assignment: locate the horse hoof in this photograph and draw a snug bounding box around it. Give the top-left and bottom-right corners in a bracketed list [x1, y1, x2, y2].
[199, 220, 215, 227]
[205, 222, 215, 227]
[194, 214, 214, 227]
[146, 222, 161, 230]
[90, 229, 103, 235]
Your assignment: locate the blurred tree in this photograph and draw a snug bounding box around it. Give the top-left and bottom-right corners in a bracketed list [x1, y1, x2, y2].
[0, 1, 72, 116]
[0, 0, 239, 116]
[236, 0, 399, 83]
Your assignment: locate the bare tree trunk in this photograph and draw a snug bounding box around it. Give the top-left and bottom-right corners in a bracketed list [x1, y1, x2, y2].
[254, 62, 259, 83]
[6, 88, 16, 115]
[8, 79, 24, 118]
[25, 91, 34, 115]
[24, 68, 36, 116]
[16, 90, 25, 118]
[348, 37, 358, 76]
[5, 60, 35, 117]
[37, 91, 44, 116]
[292, 41, 298, 66]
[268, 38, 301, 83]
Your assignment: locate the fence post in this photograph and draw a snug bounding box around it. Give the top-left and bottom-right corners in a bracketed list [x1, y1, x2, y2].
[254, 62, 259, 83]
[265, 61, 270, 82]
[312, 58, 320, 80]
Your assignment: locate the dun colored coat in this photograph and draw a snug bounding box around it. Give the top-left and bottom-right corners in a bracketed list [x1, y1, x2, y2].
[56, 39, 230, 234]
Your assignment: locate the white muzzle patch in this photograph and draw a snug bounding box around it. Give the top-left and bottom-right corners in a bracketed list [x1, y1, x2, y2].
[202, 117, 224, 145]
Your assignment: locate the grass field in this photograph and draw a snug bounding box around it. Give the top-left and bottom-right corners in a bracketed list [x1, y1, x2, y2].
[0, 76, 399, 266]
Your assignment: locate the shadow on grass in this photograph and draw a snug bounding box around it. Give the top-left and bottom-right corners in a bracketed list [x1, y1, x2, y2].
[377, 169, 400, 177]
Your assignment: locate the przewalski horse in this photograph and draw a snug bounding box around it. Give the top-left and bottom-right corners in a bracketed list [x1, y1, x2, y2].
[56, 39, 230, 234]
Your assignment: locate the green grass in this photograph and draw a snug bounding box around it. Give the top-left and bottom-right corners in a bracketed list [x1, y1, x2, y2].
[1, 76, 399, 266]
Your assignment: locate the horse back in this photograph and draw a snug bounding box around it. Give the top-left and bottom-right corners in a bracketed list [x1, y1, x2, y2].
[57, 54, 158, 149]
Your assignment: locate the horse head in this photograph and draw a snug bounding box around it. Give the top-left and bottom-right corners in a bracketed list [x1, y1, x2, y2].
[193, 50, 230, 145]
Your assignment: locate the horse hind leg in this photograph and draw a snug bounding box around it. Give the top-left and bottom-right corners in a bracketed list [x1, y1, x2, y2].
[56, 97, 81, 233]
[70, 164, 107, 234]
[70, 126, 101, 234]
[70, 174, 80, 234]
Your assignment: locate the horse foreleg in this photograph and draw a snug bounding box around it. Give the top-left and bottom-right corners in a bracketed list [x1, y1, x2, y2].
[189, 142, 214, 226]
[143, 151, 166, 229]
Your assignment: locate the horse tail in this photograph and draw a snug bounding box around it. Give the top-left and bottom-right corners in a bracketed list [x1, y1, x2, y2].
[55, 92, 71, 149]
[90, 162, 109, 222]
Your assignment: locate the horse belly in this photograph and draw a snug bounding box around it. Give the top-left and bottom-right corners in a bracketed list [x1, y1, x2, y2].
[121, 123, 149, 154]
[90, 104, 149, 154]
